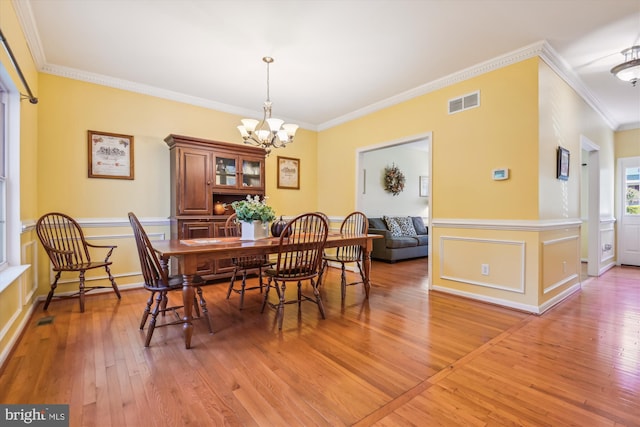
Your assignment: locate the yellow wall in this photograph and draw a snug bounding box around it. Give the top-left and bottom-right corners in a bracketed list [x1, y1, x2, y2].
[318, 57, 613, 312]
[615, 129, 640, 158]
[37, 74, 318, 218]
[319, 59, 540, 220]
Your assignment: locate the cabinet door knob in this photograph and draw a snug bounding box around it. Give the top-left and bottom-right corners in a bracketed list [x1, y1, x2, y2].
[206, 180, 211, 185]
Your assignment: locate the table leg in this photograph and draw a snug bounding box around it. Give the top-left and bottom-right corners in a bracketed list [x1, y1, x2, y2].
[182, 274, 196, 349]
[362, 242, 372, 298]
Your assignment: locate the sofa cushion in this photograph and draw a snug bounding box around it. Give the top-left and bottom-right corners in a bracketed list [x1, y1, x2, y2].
[386, 236, 419, 249]
[413, 235, 429, 246]
[369, 217, 387, 230]
[394, 216, 417, 236]
[383, 216, 403, 237]
[412, 216, 427, 235]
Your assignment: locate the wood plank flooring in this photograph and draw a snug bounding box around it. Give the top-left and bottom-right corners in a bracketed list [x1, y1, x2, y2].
[1, 260, 638, 426]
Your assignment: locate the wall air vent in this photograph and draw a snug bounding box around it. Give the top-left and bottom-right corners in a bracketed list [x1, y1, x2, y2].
[448, 90, 480, 114]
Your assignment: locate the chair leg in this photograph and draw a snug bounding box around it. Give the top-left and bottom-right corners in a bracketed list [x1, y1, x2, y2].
[261, 277, 272, 313]
[196, 286, 213, 333]
[226, 268, 238, 300]
[313, 278, 326, 319]
[43, 272, 61, 311]
[238, 270, 250, 310]
[318, 259, 328, 286]
[78, 270, 86, 313]
[105, 264, 121, 299]
[277, 281, 286, 330]
[161, 293, 168, 316]
[356, 261, 366, 293]
[340, 263, 348, 301]
[258, 267, 264, 293]
[140, 291, 155, 330]
[193, 296, 201, 317]
[145, 291, 164, 347]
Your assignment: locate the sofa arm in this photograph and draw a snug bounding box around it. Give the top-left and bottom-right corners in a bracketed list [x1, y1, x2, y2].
[368, 228, 392, 240]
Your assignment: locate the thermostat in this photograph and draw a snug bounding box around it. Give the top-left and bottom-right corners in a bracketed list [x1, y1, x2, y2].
[492, 168, 509, 180]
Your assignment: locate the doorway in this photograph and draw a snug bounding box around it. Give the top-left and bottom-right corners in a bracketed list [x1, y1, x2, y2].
[617, 156, 640, 266]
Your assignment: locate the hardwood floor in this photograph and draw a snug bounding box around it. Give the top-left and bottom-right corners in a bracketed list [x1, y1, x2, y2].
[1, 260, 639, 426]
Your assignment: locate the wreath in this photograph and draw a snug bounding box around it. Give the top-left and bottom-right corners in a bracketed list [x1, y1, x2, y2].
[384, 164, 405, 196]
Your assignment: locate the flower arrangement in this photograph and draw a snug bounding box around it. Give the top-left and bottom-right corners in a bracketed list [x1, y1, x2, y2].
[231, 195, 276, 223]
[384, 163, 405, 196]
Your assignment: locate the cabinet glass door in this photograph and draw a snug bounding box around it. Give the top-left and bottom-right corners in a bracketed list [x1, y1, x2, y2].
[215, 155, 237, 186]
[242, 159, 262, 188]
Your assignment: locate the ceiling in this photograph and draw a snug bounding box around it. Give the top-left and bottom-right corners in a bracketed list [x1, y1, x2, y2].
[12, 0, 640, 131]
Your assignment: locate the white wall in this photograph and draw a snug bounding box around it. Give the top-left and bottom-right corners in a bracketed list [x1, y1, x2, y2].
[358, 143, 429, 218]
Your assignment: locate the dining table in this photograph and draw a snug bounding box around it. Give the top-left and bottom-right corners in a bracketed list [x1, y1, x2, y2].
[152, 232, 383, 348]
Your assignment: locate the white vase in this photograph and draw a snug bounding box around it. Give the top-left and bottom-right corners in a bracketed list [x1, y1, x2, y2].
[241, 220, 269, 240]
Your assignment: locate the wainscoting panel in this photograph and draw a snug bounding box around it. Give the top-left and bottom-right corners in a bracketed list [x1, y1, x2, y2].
[21, 240, 37, 305]
[600, 220, 615, 267]
[541, 235, 579, 295]
[440, 236, 525, 293]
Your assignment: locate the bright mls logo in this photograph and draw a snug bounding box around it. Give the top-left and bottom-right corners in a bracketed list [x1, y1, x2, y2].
[0, 405, 69, 426]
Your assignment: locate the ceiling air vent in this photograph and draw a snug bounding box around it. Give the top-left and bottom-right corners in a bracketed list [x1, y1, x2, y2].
[448, 90, 480, 114]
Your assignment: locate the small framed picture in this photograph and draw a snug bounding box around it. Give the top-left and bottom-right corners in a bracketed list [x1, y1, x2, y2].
[277, 156, 300, 189]
[557, 146, 570, 181]
[88, 130, 134, 180]
[419, 176, 429, 197]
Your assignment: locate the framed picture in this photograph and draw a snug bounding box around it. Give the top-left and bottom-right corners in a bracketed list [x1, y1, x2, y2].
[277, 156, 300, 189]
[419, 176, 429, 197]
[88, 130, 134, 180]
[556, 146, 570, 181]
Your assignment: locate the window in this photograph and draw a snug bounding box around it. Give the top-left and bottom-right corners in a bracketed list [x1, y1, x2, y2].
[625, 166, 640, 215]
[0, 62, 20, 273]
[0, 88, 7, 269]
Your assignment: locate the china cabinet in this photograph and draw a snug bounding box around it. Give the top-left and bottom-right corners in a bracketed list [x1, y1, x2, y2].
[165, 134, 267, 278]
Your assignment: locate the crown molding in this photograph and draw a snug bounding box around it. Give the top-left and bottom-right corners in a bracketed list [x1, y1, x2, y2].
[11, 0, 620, 133]
[319, 41, 548, 130]
[537, 42, 617, 130]
[319, 41, 618, 131]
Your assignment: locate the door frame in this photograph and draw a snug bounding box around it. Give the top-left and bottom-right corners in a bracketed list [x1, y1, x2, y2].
[617, 156, 640, 266]
[355, 132, 433, 287]
[580, 135, 600, 277]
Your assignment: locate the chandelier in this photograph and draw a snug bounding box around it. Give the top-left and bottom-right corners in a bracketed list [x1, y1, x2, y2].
[611, 45, 640, 86]
[237, 57, 298, 153]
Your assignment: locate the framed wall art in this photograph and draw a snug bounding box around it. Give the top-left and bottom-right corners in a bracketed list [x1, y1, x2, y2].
[88, 130, 134, 180]
[277, 156, 300, 189]
[556, 146, 570, 181]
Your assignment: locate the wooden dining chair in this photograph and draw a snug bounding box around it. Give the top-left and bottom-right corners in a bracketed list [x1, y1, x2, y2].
[261, 212, 329, 330]
[128, 212, 212, 347]
[321, 211, 368, 301]
[224, 213, 274, 309]
[35, 212, 121, 312]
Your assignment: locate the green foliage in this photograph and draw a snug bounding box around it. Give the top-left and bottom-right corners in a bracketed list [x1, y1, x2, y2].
[231, 195, 276, 222]
[627, 205, 640, 215]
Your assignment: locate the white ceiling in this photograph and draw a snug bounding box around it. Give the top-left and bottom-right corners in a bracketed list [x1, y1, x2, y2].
[12, 0, 640, 131]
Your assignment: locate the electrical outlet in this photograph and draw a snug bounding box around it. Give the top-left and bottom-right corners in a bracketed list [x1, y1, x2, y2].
[481, 264, 489, 276]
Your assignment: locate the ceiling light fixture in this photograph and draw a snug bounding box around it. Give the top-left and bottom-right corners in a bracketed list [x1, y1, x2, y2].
[237, 57, 298, 154]
[611, 45, 640, 86]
